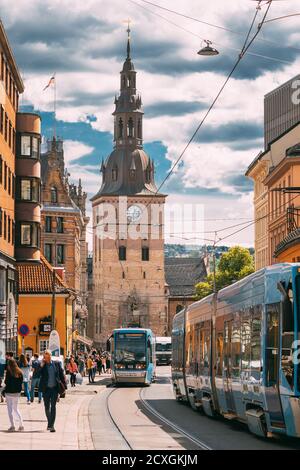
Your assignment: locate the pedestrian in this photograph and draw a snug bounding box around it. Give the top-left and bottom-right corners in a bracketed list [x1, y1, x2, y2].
[4, 358, 24, 432]
[0, 350, 5, 403]
[96, 356, 102, 376]
[18, 354, 31, 404]
[67, 357, 78, 387]
[39, 350, 67, 433]
[92, 357, 97, 381]
[87, 356, 94, 383]
[30, 353, 42, 403]
[101, 355, 107, 374]
[106, 354, 111, 374]
[78, 355, 85, 376]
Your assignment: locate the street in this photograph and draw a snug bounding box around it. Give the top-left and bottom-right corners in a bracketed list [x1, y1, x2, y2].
[1, 366, 300, 450]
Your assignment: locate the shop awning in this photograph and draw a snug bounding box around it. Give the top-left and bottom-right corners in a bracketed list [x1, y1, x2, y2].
[76, 335, 93, 347]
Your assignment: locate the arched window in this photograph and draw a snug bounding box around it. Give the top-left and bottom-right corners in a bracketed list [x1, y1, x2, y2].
[145, 166, 151, 183]
[127, 117, 134, 138]
[112, 165, 118, 182]
[137, 119, 142, 139]
[127, 76, 131, 88]
[122, 76, 126, 87]
[51, 186, 57, 203]
[176, 304, 183, 314]
[118, 118, 123, 138]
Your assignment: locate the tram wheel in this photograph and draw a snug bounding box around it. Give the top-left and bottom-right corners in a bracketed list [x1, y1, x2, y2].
[188, 393, 200, 411]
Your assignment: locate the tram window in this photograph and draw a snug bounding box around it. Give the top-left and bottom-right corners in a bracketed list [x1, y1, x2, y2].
[241, 315, 251, 372]
[250, 312, 262, 381]
[216, 332, 223, 377]
[203, 329, 210, 372]
[266, 304, 280, 386]
[280, 282, 295, 389]
[232, 318, 241, 378]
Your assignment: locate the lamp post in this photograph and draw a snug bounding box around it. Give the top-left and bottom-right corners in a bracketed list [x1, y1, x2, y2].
[198, 40, 219, 56]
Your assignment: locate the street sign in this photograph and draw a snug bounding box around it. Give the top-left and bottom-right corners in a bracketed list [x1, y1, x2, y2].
[49, 330, 60, 357]
[18, 324, 30, 337]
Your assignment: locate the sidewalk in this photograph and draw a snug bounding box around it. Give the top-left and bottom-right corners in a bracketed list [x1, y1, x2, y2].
[0, 374, 110, 450]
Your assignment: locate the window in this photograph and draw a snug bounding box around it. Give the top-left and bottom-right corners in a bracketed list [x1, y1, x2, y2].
[45, 216, 52, 233]
[0, 208, 2, 237]
[18, 222, 39, 247]
[0, 156, 2, 184]
[20, 224, 31, 245]
[20, 135, 31, 156]
[142, 246, 149, 261]
[56, 217, 64, 233]
[137, 119, 142, 139]
[266, 303, 280, 386]
[112, 166, 118, 182]
[118, 118, 123, 138]
[119, 246, 126, 261]
[8, 121, 12, 148]
[44, 244, 52, 263]
[7, 216, 10, 243]
[39, 340, 49, 354]
[0, 106, 3, 134]
[250, 308, 262, 381]
[241, 312, 251, 373]
[4, 113, 8, 141]
[127, 117, 134, 138]
[20, 179, 31, 200]
[51, 187, 57, 203]
[57, 244, 65, 264]
[19, 178, 39, 202]
[4, 163, 7, 190]
[3, 213, 6, 240]
[0, 268, 6, 303]
[32, 137, 39, 158]
[8, 169, 11, 195]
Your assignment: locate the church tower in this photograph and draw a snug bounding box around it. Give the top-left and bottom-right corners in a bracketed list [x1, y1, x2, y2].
[91, 28, 168, 346]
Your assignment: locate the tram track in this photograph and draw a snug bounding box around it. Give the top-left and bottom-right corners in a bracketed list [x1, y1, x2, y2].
[105, 384, 212, 450]
[105, 388, 133, 450]
[139, 387, 213, 451]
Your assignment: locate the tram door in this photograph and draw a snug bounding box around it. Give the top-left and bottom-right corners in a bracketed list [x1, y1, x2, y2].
[265, 304, 285, 429]
[223, 320, 236, 413]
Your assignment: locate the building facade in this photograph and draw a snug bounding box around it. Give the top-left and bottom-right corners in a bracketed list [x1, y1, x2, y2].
[0, 21, 24, 355]
[40, 138, 90, 349]
[247, 74, 300, 269]
[91, 32, 168, 347]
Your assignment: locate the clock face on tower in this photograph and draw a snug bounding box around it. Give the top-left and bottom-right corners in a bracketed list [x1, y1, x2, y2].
[127, 205, 142, 223]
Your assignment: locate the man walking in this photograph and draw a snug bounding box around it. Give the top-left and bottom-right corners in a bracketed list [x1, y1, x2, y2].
[30, 353, 42, 403]
[39, 350, 67, 432]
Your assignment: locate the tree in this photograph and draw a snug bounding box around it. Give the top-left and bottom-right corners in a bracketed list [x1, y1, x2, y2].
[195, 246, 254, 300]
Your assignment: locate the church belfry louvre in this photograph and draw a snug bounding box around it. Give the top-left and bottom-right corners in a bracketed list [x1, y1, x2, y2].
[91, 28, 168, 345]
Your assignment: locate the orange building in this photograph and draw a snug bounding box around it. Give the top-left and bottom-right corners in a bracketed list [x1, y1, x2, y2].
[17, 254, 74, 356]
[0, 20, 24, 355]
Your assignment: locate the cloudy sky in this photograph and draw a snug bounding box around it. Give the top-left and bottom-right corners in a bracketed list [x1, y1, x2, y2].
[2, 0, 300, 249]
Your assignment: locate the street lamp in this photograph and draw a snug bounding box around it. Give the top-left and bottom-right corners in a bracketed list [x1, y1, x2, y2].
[197, 40, 219, 56]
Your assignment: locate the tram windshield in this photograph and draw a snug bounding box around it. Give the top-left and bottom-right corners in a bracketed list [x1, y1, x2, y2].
[115, 333, 146, 363]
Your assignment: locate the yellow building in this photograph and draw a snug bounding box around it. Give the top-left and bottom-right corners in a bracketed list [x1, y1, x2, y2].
[245, 151, 270, 270]
[246, 122, 300, 268]
[17, 254, 74, 356]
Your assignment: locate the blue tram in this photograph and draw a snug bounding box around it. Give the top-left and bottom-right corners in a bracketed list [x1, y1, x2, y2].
[172, 263, 300, 438]
[110, 328, 156, 385]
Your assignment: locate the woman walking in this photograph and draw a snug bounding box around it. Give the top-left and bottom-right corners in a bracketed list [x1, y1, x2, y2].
[4, 359, 24, 432]
[67, 357, 78, 387]
[18, 354, 31, 404]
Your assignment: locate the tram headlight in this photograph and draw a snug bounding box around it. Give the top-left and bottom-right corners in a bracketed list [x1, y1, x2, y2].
[136, 363, 146, 369]
[115, 364, 125, 369]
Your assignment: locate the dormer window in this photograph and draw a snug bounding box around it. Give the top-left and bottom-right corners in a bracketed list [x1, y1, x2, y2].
[112, 165, 118, 181]
[51, 186, 57, 203]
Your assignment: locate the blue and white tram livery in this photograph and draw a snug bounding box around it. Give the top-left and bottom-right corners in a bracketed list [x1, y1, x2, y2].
[111, 328, 156, 385]
[172, 263, 300, 439]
